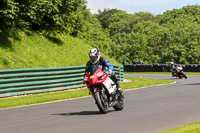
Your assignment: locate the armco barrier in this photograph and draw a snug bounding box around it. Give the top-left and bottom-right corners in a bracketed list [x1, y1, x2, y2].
[124, 64, 200, 72]
[0, 65, 124, 98]
[114, 65, 124, 82]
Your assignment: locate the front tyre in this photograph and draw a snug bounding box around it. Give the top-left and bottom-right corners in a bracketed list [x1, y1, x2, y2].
[182, 73, 187, 79]
[178, 73, 182, 79]
[95, 91, 108, 114]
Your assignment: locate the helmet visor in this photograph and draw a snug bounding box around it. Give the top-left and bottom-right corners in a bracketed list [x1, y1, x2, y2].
[90, 56, 98, 64]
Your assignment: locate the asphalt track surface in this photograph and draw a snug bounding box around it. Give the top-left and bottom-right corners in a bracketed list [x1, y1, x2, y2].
[0, 74, 200, 133]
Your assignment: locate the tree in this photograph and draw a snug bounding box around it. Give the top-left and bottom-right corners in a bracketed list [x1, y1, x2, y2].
[97, 8, 122, 29]
[0, 0, 87, 35]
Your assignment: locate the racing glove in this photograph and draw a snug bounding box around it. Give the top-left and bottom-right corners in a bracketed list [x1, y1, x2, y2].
[107, 69, 112, 76]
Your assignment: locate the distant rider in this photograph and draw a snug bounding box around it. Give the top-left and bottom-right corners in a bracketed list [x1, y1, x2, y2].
[85, 48, 124, 97]
[169, 61, 176, 77]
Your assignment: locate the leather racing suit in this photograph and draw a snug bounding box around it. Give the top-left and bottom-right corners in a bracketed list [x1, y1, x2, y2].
[85, 57, 120, 89]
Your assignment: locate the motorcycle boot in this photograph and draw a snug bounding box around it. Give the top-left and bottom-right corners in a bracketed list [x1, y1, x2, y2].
[172, 72, 174, 77]
[116, 84, 125, 100]
[118, 88, 125, 100]
[109, 72, 125, 100]
[113, 75, 125, 100]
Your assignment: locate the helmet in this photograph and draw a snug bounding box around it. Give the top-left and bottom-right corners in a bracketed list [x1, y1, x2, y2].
[170, 61, 174, 66]
[89, 48, 100, 64]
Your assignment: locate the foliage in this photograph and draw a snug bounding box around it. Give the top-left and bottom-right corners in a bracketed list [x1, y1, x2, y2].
[77, 8, 114, 55]
[97, 8, 123, 29]
[1, 2, 200, 66]
[0, 0, 87, 35]
[96, 6, 200, 64]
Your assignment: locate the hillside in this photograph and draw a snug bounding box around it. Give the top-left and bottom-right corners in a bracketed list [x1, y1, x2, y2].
[0, 31, 119, 69]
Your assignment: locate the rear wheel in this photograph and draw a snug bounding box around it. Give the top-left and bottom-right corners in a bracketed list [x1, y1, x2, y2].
[113, 93, 124, 111]
[95, 91, 108, 114]
[113, 100, 124, 111]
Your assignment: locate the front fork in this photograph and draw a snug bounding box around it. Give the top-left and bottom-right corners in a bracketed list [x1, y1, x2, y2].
[88, 85, 107, 100]
[89, 85, 119, 107]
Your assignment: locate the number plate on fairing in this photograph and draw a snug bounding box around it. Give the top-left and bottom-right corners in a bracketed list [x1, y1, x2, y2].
[103, 77, 116, 94]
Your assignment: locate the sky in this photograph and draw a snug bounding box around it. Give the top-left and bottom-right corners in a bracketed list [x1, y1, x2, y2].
[86, 0, 200, 15]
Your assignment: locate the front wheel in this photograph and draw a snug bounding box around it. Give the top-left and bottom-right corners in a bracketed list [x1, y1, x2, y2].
[182, 73, 187, 79]
[94, 91, 108, 114]
[178, 73, 183, 79]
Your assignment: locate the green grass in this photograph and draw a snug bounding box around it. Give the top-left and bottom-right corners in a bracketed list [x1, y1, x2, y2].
[0, 31, 119, 69]
[125, 72, 200, 75]
[0, 88, 90, 109]
[0, 77, 174, 109]
[120, 77, 174, 90]
[159, 122, 200, 133]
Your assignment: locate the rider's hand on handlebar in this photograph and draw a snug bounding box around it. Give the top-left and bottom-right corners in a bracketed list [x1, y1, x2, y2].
[107, 69, 112, 76]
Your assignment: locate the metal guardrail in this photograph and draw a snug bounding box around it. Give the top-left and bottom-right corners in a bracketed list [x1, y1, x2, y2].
[0, 65, 124, 98]
[114, 65, 124, 82]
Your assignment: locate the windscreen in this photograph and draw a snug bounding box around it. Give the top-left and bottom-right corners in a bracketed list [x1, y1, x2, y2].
[87, 64, 100, 75]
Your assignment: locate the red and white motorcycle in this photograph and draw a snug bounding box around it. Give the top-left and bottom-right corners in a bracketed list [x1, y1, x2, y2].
[84, 64, 124, 114]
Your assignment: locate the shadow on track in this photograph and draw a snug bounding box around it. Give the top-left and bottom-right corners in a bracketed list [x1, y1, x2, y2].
[184, 83, 200, 85]
[51, 111, 102, 116]
[51, 110, 115, 116]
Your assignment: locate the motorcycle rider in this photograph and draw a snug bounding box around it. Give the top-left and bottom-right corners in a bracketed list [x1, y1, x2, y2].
[169, 61, 176, 77]
[85, 48, 124, 99]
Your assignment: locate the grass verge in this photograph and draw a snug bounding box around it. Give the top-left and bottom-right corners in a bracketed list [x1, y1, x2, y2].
[159, 122, 200, 133]
[0, 77, 174, 109]
[0, 88, 90, 109]
[120, 77, 174, 90]
[125, 72, 200, 75]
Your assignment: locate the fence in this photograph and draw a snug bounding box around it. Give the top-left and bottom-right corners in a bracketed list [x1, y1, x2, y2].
[124, 64, 200, 72]
[114, 65, 124, 82]
[0, 65, 124, 98]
